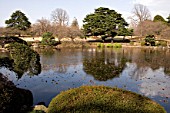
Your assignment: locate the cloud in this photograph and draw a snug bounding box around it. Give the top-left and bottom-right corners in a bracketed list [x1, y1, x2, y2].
[123, 63, 170, 97]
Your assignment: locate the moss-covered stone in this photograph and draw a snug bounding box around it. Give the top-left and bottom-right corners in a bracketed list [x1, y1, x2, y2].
[48, 85, 166, 113]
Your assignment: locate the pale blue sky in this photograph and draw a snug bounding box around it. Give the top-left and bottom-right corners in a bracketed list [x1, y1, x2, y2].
[0, 0, 169, 27]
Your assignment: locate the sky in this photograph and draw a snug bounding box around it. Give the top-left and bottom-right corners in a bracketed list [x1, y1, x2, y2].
[0, 0, 170, 27]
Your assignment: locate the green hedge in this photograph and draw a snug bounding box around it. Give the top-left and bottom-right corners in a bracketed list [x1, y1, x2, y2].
[47, 85, 166, 113]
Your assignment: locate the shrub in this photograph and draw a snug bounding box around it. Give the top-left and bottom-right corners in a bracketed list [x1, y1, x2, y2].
[106, 43, 113, 48]
[97, 43, 104, 48]
[113, 43, 122, 48]
[145, 35, 155, 46]
[141, 41, 145, 46]
[130, 41, 134, 45]
[41, 32, 57, 46]
[47, 86, 166, 113]
[156, 41, 167, 47]
[7, 42, 41, 77]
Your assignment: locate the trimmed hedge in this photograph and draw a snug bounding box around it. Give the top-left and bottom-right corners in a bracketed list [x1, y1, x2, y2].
[47, 85, 166, 113]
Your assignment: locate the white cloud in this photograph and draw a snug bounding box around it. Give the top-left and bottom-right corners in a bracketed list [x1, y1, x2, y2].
[123, 63, 170, 97]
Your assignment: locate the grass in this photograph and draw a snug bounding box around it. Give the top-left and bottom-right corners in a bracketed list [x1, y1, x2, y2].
[47, 85, 166, 113]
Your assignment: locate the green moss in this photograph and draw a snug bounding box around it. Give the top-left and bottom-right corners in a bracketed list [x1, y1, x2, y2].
[47, 86, 166, 113]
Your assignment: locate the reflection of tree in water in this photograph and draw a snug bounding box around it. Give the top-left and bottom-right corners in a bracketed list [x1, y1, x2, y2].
[57, 64, 67, 73]
[0, 73, 33, 113]
[36, 47, 55, 57]
[5, 42, 41, 78]
[120, 48, 170, 80]
[130, 49, 170, 75]
[83, 48, 129, 81]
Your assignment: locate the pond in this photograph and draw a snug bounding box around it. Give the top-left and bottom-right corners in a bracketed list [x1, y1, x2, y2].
[0, 47, 170, 112]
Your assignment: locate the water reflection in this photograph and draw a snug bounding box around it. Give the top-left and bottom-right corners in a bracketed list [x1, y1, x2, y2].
[83, 48, 130, 81]
[124, 62, 170, 97]
[128, 48, 170, 75]
[0, 48, 170, 112]
[37, 49, 82, 73]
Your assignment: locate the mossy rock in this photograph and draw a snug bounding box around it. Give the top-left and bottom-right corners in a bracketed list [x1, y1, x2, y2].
[48, 85, 166, 113]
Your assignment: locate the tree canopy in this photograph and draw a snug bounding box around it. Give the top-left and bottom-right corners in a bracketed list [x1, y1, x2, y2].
[83, 7, 128, 40]
[167, 15, 170, 26]
[153, 15, 166, 23]
[5, 10, 31, 31]
[71, 17, 79, 28]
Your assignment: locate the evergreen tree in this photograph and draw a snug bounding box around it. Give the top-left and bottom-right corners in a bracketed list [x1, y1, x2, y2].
[5, 10, 31, 36]
[71, 17, 79, 28]
[83, 7, 128, 41]
[153, 15, 166, 23]
[167, 14, 170, 25]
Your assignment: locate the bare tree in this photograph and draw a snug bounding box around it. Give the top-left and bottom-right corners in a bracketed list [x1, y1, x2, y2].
[161, 27, 170, 39]
[0, 27, 4, 36]
[32, 18, 52, 36]
[130, 4, 151, 36]
[67, 27, 83, 42]
[51, 8, 69, 26]
[132, 4, 151, 24]
[134, 20, 167, 37]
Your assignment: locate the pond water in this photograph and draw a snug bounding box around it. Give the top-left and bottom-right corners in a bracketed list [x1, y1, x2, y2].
[0, 47, 170, 112]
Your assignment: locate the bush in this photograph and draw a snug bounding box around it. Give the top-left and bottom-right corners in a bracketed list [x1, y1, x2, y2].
[41, 32, 57, 46]
[7, 42, 41, 77]
[130, 41, 134, 45]
[145, 35, 155, 46]
[156, 41, 167, 47]
[106, 43, 113, 48]
[97, 43, 104, 48]
[47, 86, 166, 113]
[141, 41, 145, 46]
[113, 43, 122, 48]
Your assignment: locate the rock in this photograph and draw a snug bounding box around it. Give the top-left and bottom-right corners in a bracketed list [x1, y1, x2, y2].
[34, 105, 48, 112]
